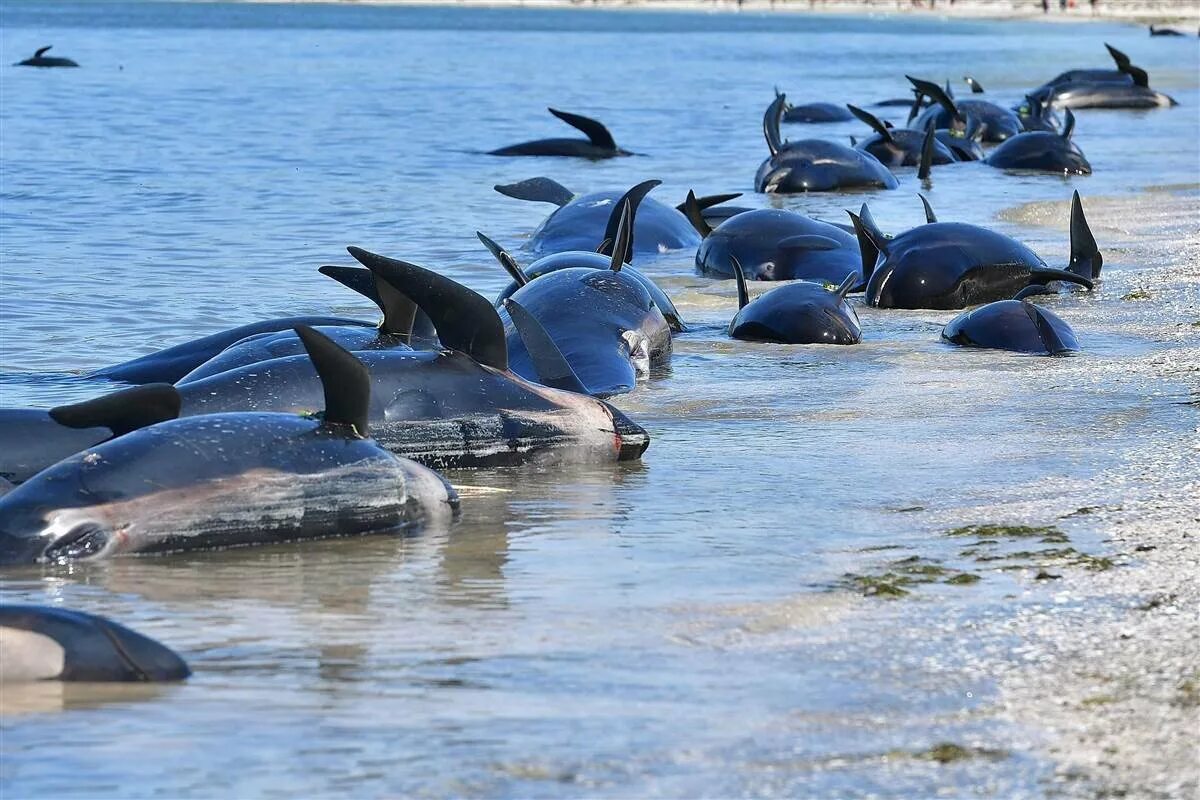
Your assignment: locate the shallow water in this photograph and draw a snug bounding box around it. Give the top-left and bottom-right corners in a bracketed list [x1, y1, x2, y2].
[1, 2, 1198, 797]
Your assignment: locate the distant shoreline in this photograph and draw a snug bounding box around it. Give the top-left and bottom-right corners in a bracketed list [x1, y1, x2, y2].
[248, 0, 1200, 26]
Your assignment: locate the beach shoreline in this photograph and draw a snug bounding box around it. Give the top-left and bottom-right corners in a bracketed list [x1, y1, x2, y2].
[249, 0, 1200, 26]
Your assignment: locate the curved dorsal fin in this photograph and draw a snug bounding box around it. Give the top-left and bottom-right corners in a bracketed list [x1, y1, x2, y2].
[917, 123, 936, 182]
[918, 193, 937, 224]
[763, 92, 786, 157]
[493, 177, 574, 207]
[1126, 64, 1150, 88]
[906, 89, 925, 124]
[906, 75, 959, 119]
[501, 299, 589, 395]
[1068, 190, 1103, 280]
[1061, 108, 1076, 140]
[476, 232, 527, 286]
[835, 272, 857, 299]
[295, 326, 370, 437]
[318, 265, 427, 339]
[682, 190, 714, 238]
[548, 108, 616, 150]
[34, 46, 52, 58]
[597, 179, 660, 263]
[608, 201, 632, 272]
[846, 104, 893, 143]
[730, 256, 749, 310]
[846, 211, 877, 286]
[964, 76, 985, 94]
[1104, 43, 1131, 71]
[49, 383, 181, 437]
[347, 246, 508, 371]
[677, 192, 742, 215]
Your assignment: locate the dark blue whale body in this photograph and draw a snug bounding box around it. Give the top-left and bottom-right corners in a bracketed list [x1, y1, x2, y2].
[0, 606, 189, 682]
[907, 76, 1023, 143]
[942, 295, 1079, 355]
[489, 108, 632, 159]
[847, 104, 956, 170]
[985, 109, 1091, 174]
[728, 263, 862, 346]
[1029, 44, 1177, 109]
[14, 46, 78, 68]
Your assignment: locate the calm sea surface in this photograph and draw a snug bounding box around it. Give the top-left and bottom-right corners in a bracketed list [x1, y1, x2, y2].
[0, 2, 1197, 797]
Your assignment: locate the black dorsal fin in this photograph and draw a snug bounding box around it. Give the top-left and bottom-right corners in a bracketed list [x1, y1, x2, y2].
[476, 232, 527, 286]
[846, 211, 878, 287]
[1068, 190, 1103, 280]
[502, 299, 589, 395]
[846, 104, 893, 143]
[548, 108, 617, 150]
[682, 190, 714, 238]
[764, 93, 786, 157]
[493, 177, 574, 207]
[906, 89, 925, 124]
[730, 256, 749, 310]
[917, 123, 936, 182]
[371, 273, 420, 339]
[49, 384, 181, 437]
[598, 179, 659, 262]
[834, 272, 857, 299]
[906, 75, 959, 119]
[319, 265, 382, 308]
[1020, 302, 1071, 355]
[964, 76, 985, 94]
[35, 46, 53, 58]
[347, 246, 508, 371]
[1104, 43, 1131, 71]
[857, 203, 888, 254]
[677, 192, 742, 215]
[1061, 108, 1076, 140]
[918, 193, 938, 224]
[608, 201, 632, 272]
[1126, 64, 1150, 88]
[295, 326, 370, 437]
[319, 264, 427, 338]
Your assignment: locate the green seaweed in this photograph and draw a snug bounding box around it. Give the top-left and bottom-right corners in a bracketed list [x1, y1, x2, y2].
[946, 524, 1062, 539]
[946, 573, 981, 585]
[911, 742, 1009, 763]
[1122, 287, 1152, 301]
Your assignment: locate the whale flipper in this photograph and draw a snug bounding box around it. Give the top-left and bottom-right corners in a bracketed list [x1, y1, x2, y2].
[677, 192, 742, 216]
[502, 299, 589, 395]
[682, 190, 714, 238]
[730, 256, 750, 310]
[919, 193, 938, 224]
[1022, 301, 1073, 355]
[348, 247, 509, 371]
[493, 177, 575, 207]
[907, 76, 961, 121]
[764, 93, 787, 156]
[846, 104, 893, 142]
[548, 108, 616, 150]
[1068, 190, 1103, 280]
[477, 232, 528, 286]
[607, 202, 633, 272]
[294, 326, 371, 437]
[835, 272, 857, 299]
[918, 123, 936, 181]
[597, 179, 660, 263]
[1030, 267, 1094, 291]
[48, 384, 181, 437]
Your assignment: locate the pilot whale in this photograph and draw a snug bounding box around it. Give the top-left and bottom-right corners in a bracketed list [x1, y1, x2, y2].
[489, 108, 632, 159]
[14, 46, 78, 68]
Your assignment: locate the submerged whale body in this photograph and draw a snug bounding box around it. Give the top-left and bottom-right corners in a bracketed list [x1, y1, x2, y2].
[0, 606, 189, 682]
[14, 46, 78, 68]
[847, 104, 957, 169]
[985, 109, 1091, 174]
[0, 328, 458, 565]
[908, 76, 1023, 143]
[942, 296, 1079, 355]
[1029, 44, 1177, 109]
[728, 264, 861, 346]
[489, 108, 632, 159]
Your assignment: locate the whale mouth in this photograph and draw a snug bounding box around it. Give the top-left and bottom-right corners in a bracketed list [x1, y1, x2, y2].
[42, 522, 111, 564]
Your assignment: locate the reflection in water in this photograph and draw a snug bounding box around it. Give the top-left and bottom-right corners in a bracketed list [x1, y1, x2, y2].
[0, 682, 179, 717]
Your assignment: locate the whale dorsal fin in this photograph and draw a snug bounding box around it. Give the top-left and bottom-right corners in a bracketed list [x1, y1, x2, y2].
[1068, 190, 1103, 280]
[849, 135, 857, 147]
[918, 124, 936, 182]
[1061, 108, 1076, 141]
[597, 179, 659, 264]
[34, 46, 53, 58]
[846, 104, 893, 143]
[347, 246, 508, 371]
[918, 193, 938, 224]
[493, 177, 574, 207]
[1104, 43, 1131, 70]
[295, 326, 370, 437]
[476, 232, 527, 286]
[548, 108, 616, 150]
[318, 265, 428, 339]
[370, 273, 421, 339]
[1020, 302, 1072, 356]
[1125, 64, 1150, 88]
[834, 272, 857, 299]
[764, 93, 786, 157]
[730, 256, 749, 310]
[964, 76, 985, 94]
[608, 201, 632, 272]
[502, 299, 589, 395]
[49, 384, 181, 437]
[682, 190, 714, 238]
[846, 211, 878, 286]
[907, 75, 959, 120]
[677, 192, 741, 215]
[779, 234, 841, 253]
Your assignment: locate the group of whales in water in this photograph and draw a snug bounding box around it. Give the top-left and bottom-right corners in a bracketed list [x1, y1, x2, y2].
[0, 39, 1181, 680]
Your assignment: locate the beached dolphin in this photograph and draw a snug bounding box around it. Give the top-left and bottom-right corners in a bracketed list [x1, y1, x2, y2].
[485, 202, 672, 397]
[1028, 44, 1177, 109]
[846, 104, 957, 169]
[756, 94, 898, 194]
[908, 76, 1023, 143]
[850, 192, 1099, 309]
[727, 260, 861, 345]
[684, 193, 863, 286]
[942, 290, 1079, 355]
[493, 176, 700, 255]
[14, 46, 78, 68]
[985, 109, 1092, 174]
[0, 383, 181, 484]
[488, 108, 632, 159]
[0, 328, 459, 566]
[0, 606, 190, 682]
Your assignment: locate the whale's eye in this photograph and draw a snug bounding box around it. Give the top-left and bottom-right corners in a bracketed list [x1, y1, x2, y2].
[43, 523, 110, 563]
